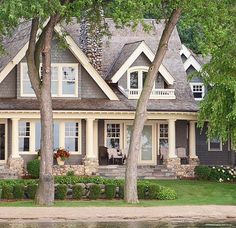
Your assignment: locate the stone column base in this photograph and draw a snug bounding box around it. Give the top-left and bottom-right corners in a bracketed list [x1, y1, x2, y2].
[7, 156, 24, 177]
[189, 157, 200, 166]
[163, 157, 181, 170]
[83, 157, 98, 176]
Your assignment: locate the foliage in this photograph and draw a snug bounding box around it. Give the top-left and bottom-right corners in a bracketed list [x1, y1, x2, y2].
[66, 171, 75, 176]
[26, 184, 38, 199]
[147, 184, 161, 199]
[194, 166, 211, 180]
[13, 184, 25, 199]
[157, 187, 177, 200]
[0, 179, 37, 188]
[118, 184, 124, 199]
[89, 184, 101, 200]
[55, 184, 67, 200]
[27, 159, 40, 179]
[104, 184, 116, 199]
[54, 148, 70, 161]
[137, 183, 147, 199]
[72, 184, 84, 200]
[1, 185, 13, 199]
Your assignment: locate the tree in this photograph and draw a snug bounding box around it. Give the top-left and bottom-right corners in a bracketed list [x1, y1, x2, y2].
[123, 0, 233, 203]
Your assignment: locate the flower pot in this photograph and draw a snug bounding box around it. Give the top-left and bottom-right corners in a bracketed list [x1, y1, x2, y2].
[57, 157, 65, 166]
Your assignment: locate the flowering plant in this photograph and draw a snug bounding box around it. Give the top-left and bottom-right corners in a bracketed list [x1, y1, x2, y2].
[54, 148, 70, 161]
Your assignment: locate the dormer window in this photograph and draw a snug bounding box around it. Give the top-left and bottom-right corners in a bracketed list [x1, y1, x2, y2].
[21, 63, 78, 97]
[190, 82, 205, 100]
[128, 67, 148, 91]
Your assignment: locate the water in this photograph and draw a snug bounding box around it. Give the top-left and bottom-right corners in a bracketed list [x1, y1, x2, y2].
[0, 221, 236, 228]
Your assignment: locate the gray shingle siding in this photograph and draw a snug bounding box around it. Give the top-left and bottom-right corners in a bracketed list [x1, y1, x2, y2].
[0, 67, 17, 98]
[176, 120, 188, 152]
[196, 124, 233, 165]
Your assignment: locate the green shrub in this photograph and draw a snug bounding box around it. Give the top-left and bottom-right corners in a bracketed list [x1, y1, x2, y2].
[66, 171, 75, 176]
[89, 184, 101, 200]
[72, 185, 84, 199]
[13, 184, 25, 199]
[0, 179, 37, 188]
[148, 184, 161, 199]
[137, 183, 147, 199]
[55, 184, 67, 200]
[105, 184, 116, 199]
[157, 187, 177, 200]
[27, 159, 40, 179]
[118, 185, 124, 199]
[26, 184, 38, 199]
[2, 185, 13, 199]
[194, 165, 211, 180]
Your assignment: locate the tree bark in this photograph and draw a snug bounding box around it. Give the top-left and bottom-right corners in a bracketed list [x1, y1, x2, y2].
[26, 15, 60, 206]
[124, 9, 182, 203]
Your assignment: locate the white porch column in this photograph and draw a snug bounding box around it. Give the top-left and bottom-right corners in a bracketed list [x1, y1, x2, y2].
[168, 118, 177, 158]
[93, 120, 98, 159]
[11, 118, 20, 158]
[86, 118, 95, 158]
[189, 121, 198, 158]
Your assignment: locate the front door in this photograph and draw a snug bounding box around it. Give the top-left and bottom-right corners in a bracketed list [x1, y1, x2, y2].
[0, 124, 5, 161]
[125, 124, 155, 165]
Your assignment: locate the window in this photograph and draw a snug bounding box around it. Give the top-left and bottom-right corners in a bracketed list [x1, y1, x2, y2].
[19, 121, 30, 152]
[21, 63, 78, 97]
[106, 123, 121, 149]
[65, 122, 79, 152]
[159, 123, 168, 148]
[208, 138, 222, 151]
[128, 67, 149, 91]
[190, 83, 204, 100]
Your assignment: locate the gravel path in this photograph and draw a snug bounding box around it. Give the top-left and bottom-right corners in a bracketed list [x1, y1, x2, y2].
[0, 206, 236, 222]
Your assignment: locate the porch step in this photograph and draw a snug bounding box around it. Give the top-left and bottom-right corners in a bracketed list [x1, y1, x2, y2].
[98, 165, 177, 180]
[0, 166, 18, 179]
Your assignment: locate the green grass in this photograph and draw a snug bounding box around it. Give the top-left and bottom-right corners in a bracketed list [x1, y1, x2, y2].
[0, 180, 235, 207]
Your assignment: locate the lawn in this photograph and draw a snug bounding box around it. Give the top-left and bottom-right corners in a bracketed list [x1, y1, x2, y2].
[0, 180, 235, 207]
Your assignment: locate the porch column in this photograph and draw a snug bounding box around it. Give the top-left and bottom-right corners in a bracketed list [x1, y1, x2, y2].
[93, 120, 98, 159]
[189, 121, 198, 158]
[11, 118, 20, 158]
[86, 118, 95, 158]
[168, 118, 177, 158]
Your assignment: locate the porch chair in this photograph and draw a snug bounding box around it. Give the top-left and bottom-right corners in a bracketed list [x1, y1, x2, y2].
[107, 148, 124, 165]
[160, 147, 168, 164]
[176, 147, 187, 164]
[98, 146, 109, 165]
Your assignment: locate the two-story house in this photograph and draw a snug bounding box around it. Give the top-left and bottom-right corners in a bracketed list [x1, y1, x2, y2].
[0, 19, 234, 179]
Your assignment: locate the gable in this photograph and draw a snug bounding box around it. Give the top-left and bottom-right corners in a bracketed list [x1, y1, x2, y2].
[109, 41, 175, 85]
[0, 23, 118, 101]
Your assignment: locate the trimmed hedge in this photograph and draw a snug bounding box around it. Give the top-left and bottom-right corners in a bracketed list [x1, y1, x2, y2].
[118, 185, 124, 199]
[194, 166, 211, 180]
[148, 184, 161, 199]
[157, 187, 177, 200]
[55, 184, 67, 200]
[137, 183, 147, 199]
[13, 184, 25, 199]
[105, 184, 116, 199]
[27, 159, 40, 179]
[2, 185, 13, 199]
[89, 184, 101, 200]
[26, 184, 38, 199]
[72, 184, 84, 199]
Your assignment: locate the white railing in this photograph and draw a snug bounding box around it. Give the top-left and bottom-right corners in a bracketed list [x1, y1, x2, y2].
[123, 88, 176, 99]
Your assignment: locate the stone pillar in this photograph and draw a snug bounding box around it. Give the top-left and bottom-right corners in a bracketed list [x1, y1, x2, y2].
[84, 118, 98, 175]
[189, 121, 199, 166]
[8, 118, 24, 176]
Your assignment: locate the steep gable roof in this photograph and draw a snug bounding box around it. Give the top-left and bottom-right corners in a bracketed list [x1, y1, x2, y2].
[0, 22, 119, 100]
[107, 40, 175, 85]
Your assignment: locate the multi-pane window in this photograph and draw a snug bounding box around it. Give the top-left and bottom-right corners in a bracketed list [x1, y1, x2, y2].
[19, 121, 30, 152]
[128, 69, 148, 90]
[21, 63, 78, 97]
[106, 124, 120, 149]
[190, 83, 204, 100]
[159, 123, 168, 148]
[130, 71, 139, 89]
[208, 138, 222, 151]
[65, 122, 79, 152]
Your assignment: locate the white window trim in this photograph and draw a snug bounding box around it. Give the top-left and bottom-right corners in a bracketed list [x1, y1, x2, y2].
[0, 120, 8, 163]
[19, 119, 82, 155]
[208, 138, 223, 151]
[20, 63, 78, 98]
[190, 82, 205, 101]
[157, 121, 168, 156]
[104, 120, 124, 149]
[18, 121, 31, 153]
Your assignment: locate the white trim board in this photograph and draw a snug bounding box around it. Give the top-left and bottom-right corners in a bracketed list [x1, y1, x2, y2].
[110, 41, 175, 85]
[0, 24, 119, 101]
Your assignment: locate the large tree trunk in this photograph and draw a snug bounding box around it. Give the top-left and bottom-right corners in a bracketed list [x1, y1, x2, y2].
[124, 9, 182, 203]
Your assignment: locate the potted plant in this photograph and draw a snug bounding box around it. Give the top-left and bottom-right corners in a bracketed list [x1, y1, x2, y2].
[54, 148, 70, 165]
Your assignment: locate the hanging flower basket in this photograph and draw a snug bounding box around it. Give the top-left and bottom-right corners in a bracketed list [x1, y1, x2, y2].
[54, 148, 70, 166]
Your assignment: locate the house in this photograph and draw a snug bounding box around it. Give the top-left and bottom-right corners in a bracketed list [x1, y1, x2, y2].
[0, 19, 234, 179]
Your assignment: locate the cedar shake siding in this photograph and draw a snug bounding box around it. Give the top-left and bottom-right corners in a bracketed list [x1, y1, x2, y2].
[196, 124, 233, 165]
